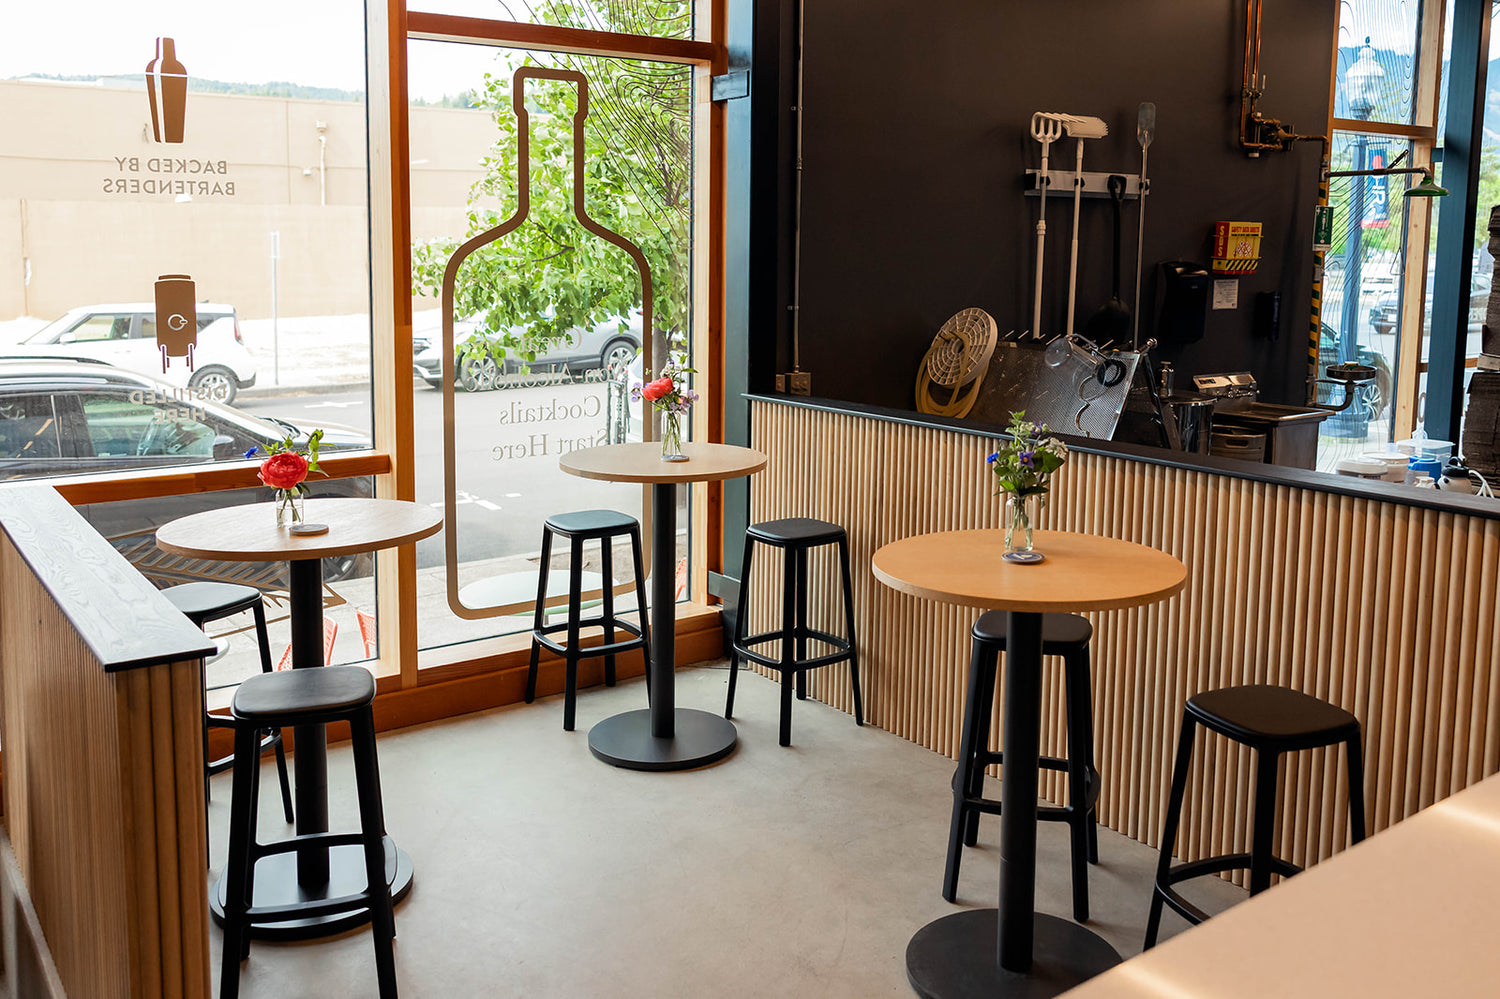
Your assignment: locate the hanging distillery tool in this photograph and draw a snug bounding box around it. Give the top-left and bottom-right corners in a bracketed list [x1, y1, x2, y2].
[914, 308, 998, 418]
[1029, 113, 1065, 340]
[1084, 174, 1132, 344]
[1060, 114, 1109, 336]
[1131, 102, 1155, 350]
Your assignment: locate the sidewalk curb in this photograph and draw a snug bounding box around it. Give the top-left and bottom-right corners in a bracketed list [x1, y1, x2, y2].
[237, 377, 425, 401]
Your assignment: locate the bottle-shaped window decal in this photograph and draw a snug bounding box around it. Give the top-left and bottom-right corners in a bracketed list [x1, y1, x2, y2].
[145, 37, 187, 143]
[154, 274, 197, 371]
[440, 67, 654, 621]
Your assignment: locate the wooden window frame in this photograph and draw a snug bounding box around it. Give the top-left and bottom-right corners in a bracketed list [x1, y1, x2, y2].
[1325, 4, 1446, 438]
[371, 3, 728, 689]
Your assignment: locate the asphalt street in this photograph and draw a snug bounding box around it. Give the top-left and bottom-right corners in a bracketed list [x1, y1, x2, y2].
[239, 377, 657, 569]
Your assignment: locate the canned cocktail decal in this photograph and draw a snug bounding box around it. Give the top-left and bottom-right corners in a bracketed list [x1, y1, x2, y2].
[154, 274, 197, 371]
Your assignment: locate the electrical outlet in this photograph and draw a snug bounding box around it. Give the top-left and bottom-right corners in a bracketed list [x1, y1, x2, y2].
[788, 372, 812, 396]
[775, 373, 786, 392]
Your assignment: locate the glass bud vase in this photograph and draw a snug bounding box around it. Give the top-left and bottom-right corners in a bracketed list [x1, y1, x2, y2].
[275, 488, 305, 527]
[1004, 492, 1035, 553]
[660, 409, 687, 461]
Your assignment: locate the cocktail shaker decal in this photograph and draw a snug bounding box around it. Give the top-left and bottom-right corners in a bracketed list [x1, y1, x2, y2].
[154, 274, 197, 371]
[145, 37, 187, 143]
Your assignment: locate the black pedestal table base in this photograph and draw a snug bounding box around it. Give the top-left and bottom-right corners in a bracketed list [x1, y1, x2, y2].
[906, 910, 1121, 999]
[588, 707, 738, 771]
[588, 479, 739, 771]
[210, 842, 413, 941]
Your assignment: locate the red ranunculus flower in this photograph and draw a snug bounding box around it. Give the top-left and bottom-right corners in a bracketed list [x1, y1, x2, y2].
[641, 376, 673, 402]
[259, 451, 310, 490]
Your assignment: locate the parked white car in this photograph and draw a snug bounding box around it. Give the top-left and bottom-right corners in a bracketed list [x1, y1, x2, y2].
[17, 303, 257, 403]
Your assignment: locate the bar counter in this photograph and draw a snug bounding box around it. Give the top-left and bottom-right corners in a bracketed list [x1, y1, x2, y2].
[743, 393, 1500, 883]
[0, 485, 215, 998]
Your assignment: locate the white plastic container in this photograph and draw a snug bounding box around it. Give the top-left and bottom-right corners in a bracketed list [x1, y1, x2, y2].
[1362, 451, 1411, 482]
[1336, 458, 1387, 480]
[1396, 433, 1455, 463]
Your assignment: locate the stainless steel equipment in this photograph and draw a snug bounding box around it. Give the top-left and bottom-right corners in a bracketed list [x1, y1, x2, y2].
[1160, 391, 1215, 454]
[968, 339, 1141, 439]
[1194, 371, 1331, 469]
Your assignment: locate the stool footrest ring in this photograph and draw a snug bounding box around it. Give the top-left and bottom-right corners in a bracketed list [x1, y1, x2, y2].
[952, 756, 1101, 821]
[240, 834, 396, 923]
[533, 619, 645, 660]
[1153, 852, 1301, 929]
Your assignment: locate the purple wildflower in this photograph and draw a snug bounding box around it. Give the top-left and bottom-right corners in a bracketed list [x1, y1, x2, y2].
[1019, 450, 1036, 468]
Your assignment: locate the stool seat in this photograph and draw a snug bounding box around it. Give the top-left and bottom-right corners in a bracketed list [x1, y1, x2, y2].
[945, 612, 1099, 921]
[528, 510, 649, 730]
[233, 666, 375, 722]
[972, 610, 1093, 648]
[545, 509, 639, 537]
[219, 665, 396, 998]
[1145, 683, 1366, 949]
[162, 579, 295, 838]
[163, 581, 262, 623]
[746, 517, 846, 545]
[1188, 685, 1360, 749]
[728, 518, 861, 746]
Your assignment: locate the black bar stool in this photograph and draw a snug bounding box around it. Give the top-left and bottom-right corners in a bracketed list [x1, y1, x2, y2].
[219, 666, 397, 999]
[726, 517, 863, 746]
[1144, 684, 1366, 949]
[943, 611, 1100, 922]
[162, 581, 294, 827]
[525, 510, 650, 731]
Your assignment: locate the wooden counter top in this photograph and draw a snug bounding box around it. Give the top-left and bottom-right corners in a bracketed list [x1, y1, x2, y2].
[0, 484, 213, 671]
[1062, 772, 1500, 997]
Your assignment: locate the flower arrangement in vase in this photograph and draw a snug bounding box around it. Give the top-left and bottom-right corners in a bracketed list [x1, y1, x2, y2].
[987, 411, 1067, 559]
[248, 429, 326, 527]
[633, 359, 697, 461]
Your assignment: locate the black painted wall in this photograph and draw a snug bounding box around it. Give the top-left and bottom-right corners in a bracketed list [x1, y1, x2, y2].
[754, 0, 1337, 409]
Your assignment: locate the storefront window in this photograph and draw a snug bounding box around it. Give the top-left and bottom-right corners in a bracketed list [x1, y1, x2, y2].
[407, 34, 698, 653]
[0, 0, 378, 677]
[409, 0, 695, 39]
[1318, 0, 1442, 470]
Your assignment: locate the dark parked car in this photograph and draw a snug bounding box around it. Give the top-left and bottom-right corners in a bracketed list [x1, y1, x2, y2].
[1369, 270, 1489, 337]
[0, 358, 373, 585]
[1317, 323, 1393, 421]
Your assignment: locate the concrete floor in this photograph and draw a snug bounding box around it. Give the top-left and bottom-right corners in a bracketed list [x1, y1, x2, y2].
[209, 664, 1246, 998]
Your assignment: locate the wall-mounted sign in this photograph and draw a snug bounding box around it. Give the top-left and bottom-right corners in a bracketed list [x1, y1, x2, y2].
[1313, 205, 1334, 251]
[1363, 147, 1390, 229]
[145, 37, 187, 144]
[154, 274, 197, 370]
[1211, 220, 1263, 274]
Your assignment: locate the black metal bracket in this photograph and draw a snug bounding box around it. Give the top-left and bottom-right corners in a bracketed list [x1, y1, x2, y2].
[711, 71, 750, 102]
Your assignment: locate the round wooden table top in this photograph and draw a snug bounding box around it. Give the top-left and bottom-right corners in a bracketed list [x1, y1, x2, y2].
[872, 529, 1187, 613]
[156, 497, 442, 563]
[559, 442, 768, 484]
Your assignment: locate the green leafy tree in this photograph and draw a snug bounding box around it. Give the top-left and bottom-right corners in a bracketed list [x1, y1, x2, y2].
[1474, 147, 1500, 250]
[410, 40, 692, 373]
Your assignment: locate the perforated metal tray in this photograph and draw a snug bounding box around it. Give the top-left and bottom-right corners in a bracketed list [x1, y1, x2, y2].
[966, 340, 1142, 440]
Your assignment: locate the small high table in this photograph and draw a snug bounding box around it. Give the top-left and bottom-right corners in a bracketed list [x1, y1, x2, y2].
[872, 529, 1186, 999]
[157, 497, 442, 940]
[559, 441, 767, 771]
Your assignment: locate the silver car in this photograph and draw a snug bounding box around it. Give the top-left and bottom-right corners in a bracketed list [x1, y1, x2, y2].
[413, 312, 641, 392]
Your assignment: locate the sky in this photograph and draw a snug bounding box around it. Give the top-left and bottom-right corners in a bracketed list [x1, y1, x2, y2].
[0, 0, 509, 103]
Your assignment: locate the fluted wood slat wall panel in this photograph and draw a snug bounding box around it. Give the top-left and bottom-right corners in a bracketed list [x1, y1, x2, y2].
[0, 535, 211, 999]
[748, 401, 1500, 880]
